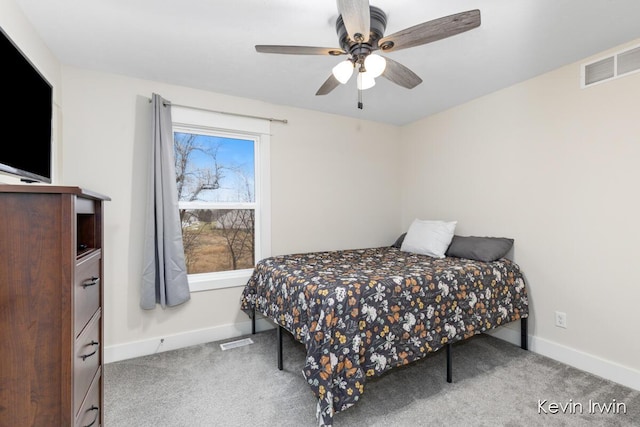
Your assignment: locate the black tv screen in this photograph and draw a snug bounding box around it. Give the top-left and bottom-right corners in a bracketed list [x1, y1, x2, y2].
[0, 26, 53, 183]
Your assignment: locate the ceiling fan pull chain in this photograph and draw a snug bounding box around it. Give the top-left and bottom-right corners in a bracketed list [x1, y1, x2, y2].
[358, 88, 363, 110]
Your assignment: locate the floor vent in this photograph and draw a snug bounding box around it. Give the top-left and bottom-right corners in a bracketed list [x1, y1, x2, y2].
[220, 338, 254, 351]
[582, 44, 640, 88]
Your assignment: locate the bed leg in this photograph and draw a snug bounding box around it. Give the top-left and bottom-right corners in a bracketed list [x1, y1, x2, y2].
[277, 325, 283, 370]
[446, 343, 452, 383]
[251, 308, 256, 335]
[521, 317, 528, 351]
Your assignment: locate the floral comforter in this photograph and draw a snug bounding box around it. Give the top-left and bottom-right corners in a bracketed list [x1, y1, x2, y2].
[240, 247, 529, 426]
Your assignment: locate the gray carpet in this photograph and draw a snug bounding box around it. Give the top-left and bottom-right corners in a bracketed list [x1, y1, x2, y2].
[105, 330, 639, 426]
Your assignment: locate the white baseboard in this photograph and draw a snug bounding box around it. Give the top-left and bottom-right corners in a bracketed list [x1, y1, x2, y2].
[106, 319, 640, 393]
[104, 317, 275, 364]
[486, 326, 640, 392]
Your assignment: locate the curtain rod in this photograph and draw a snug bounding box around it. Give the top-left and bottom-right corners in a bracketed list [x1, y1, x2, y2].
[148, 98, 288, 124]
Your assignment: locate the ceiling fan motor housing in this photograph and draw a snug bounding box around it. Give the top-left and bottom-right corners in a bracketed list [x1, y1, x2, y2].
[336, 6, 387, 61]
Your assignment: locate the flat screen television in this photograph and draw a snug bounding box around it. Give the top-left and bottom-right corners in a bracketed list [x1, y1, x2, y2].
[0, 26, 53, 184]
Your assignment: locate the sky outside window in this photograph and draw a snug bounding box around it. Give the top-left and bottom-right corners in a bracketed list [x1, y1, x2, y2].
[175, 132, 255, 203]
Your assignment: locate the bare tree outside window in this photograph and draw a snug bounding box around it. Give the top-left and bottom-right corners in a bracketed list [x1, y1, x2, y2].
[173, 131, 256, 274]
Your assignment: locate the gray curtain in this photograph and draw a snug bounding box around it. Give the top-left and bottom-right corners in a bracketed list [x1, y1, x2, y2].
[141, 93, 191, 309]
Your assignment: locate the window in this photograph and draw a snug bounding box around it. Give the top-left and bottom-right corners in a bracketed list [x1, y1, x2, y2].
[172, 106, 271, 291]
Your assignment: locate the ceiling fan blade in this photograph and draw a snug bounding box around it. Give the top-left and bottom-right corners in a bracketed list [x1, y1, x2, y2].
[381, 57, 423, 89]
[255, 45, 346, 56]
[316, 74, 341, 96]
[378, 9, 480, 53]
[337, 0, 371, 42]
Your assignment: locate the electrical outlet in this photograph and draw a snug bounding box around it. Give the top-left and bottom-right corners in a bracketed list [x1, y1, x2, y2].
[555, 311, 567, 329]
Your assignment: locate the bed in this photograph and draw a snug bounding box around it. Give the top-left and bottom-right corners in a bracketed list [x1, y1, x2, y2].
[240, 243, 529, 426]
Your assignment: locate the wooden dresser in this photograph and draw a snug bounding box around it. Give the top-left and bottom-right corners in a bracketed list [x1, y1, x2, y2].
[0, 185, 110, 426]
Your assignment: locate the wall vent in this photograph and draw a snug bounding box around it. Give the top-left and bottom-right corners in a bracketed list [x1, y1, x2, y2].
[617, 46, 640, 76]
[582, 44, 640, 88]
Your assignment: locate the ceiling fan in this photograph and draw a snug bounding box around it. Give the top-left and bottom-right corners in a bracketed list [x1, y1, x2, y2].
[255, 0, 481, 108]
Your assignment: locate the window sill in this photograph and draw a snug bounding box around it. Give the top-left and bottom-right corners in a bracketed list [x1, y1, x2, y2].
[188, 268, 253, 292]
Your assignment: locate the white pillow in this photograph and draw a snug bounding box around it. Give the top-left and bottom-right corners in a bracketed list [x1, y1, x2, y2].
[400, 219, 457, 258]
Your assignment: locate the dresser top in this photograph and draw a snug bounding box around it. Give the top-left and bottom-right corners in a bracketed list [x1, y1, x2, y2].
[0, 184, 111, 201]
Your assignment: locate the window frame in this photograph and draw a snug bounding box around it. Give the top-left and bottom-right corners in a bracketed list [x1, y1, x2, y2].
[172, 106, 271, 292]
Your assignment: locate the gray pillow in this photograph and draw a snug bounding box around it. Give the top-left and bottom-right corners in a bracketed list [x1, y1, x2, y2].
[445, 236, 514, 262]
[391, 233, 406, 249]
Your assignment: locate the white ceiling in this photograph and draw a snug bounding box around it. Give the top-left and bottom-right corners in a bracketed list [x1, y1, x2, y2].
[14, 0, 640, 126]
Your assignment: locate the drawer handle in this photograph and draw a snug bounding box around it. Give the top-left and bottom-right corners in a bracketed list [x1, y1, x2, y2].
[82, 277, 100, 288]
[80, 341, 100, 361]
[82, 405, 100, 427]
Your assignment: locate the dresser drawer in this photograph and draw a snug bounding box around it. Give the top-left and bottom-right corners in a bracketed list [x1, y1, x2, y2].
[74, 310, 101, 416]
[75, 368, 101, 427]
[75, 251, 101, 338]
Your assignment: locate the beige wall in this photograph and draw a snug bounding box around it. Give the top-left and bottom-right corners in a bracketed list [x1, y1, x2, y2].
[59, 67, 401, 351]
[400, 39, 640, 374]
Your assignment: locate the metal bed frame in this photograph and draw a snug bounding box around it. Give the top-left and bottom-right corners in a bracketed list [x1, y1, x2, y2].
[251, 309, 528, 383]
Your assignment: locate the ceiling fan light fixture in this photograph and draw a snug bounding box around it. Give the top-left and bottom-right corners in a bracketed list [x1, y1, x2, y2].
[357, 71, 376, 90]
[364, 53, 386, 78]
[332, 60, 354, 84]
